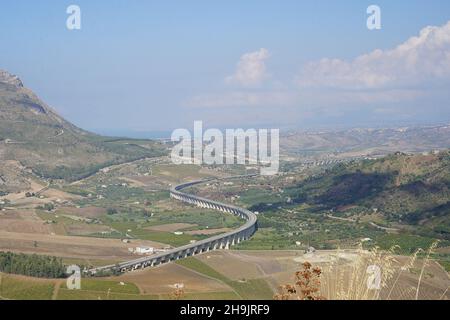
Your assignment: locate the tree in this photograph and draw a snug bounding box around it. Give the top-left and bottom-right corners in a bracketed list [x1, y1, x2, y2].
[0, 252, 65, 278]
[107, 208, 118, 215]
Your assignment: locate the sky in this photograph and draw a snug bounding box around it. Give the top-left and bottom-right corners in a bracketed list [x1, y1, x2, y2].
[1, 0, 450, 137]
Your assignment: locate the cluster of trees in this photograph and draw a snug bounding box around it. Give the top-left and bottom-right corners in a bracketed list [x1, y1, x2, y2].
[0, 252, 66, 278]
[106, 208, 118, 215]
[107, 207, 152, 218]
[89, 265, 122, 277]
[36, 203, 55, 211]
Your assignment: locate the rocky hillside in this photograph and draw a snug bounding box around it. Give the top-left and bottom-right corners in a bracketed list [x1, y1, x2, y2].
[0, 69, 166, 184]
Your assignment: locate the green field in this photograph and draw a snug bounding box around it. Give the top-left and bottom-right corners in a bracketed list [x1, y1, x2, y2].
[227, 279, 274, 300]
[235, 228, 299, 250]
[237, 188, 283, 207]
[374, 234, 444, 254]
[176, 256, 229, 282]
[56, 278, 159, 300]
[101, 206, 241, 246]
[0, 275, 54, 300]
[56, 289, 158, 300]
[182, 291, 240, 300]
[436, 258, 450, 272]
[152, 164, 210, 182]
[80, 279, 139, 294]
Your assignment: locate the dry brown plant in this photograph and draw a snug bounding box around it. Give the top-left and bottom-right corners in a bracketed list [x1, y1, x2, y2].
[276, 241, 448, 300]
[275, 261, 326, 300]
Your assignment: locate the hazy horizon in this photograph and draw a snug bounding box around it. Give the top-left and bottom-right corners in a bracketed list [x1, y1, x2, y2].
[2, 1, 450, 133]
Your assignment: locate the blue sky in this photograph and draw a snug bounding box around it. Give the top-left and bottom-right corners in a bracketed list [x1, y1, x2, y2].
[1, 1, 450, 136]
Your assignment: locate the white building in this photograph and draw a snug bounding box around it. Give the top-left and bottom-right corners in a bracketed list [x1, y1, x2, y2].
[135, 246, 154, 254]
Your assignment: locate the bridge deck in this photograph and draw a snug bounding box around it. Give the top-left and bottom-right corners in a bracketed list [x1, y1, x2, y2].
[87, 175, 258, 274]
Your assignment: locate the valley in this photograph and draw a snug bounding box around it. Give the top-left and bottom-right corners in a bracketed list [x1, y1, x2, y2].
[0, 69, 449, 300]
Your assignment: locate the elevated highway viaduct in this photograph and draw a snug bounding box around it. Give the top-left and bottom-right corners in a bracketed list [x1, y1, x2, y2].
[87, 176, 258, 275]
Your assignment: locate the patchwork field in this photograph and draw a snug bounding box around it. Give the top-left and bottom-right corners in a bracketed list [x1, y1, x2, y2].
[0, 230, 165, 261]
[145, 223, 197, 232]
[1, 158, 449, 301]
[117, 263, 232, 295]
[0, 249, 448, 300]
[0, 161, 245, 264]
[0, 209, 51, 234]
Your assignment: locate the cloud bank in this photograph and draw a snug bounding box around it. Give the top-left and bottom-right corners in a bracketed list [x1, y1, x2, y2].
[296, 21, 450, 90]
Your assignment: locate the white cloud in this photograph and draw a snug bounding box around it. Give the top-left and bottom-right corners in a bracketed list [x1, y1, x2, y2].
[225, 48, 270, 87]
[296, 21, 450, 90]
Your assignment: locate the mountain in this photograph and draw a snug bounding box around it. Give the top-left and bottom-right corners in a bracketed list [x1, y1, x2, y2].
[293, 151, 450, 239]
[0, 69, 166, 183]
[281, 126, 450, 157]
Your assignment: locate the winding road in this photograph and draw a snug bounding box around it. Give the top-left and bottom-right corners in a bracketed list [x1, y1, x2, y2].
[87, 176, 258, 275]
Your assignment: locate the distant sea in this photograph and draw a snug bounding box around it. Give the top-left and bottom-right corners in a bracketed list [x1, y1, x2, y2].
[92, 129, 173, 140]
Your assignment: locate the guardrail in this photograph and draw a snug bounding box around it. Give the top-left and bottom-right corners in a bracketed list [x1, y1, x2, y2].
[87, 176, 258, 275]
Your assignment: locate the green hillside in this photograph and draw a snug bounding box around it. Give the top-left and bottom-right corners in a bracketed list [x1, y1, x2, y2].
[294, 151, 450, 239]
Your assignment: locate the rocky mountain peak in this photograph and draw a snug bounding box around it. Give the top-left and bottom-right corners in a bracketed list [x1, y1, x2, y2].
[0, 69, 23, 87]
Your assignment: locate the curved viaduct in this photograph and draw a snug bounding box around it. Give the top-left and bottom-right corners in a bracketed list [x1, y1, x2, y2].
[87, 176, 257, 275]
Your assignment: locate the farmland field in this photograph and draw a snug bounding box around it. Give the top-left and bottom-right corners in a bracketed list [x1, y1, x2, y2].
[0, 274, 54, 300]
[1, 249, 449, 300]
[1, 157, 449, 300]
